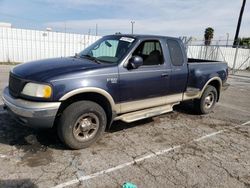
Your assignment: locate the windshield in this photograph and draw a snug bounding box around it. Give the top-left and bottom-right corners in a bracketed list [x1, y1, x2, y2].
[79, 36, 136, 64]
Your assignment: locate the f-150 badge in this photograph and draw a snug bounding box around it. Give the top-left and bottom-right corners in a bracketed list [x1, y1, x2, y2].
[107, 78, 118, 84]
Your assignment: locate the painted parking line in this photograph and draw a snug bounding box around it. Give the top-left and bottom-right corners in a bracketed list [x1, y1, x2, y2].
[52, 120, 250, 188]
[194, 130, 223, 142]
[0, 154, 8, 158]
[242, 121, 250, 126]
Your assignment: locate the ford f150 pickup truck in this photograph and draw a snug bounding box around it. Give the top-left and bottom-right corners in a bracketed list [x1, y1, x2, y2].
[2, 34, 229, 149]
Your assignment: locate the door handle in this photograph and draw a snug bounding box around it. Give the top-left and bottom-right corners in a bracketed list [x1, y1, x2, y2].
[161, 73, 169, 78]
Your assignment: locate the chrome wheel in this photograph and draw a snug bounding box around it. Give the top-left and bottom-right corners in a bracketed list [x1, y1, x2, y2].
[73, 113, 100, 142]
[204, 92, 215, 109]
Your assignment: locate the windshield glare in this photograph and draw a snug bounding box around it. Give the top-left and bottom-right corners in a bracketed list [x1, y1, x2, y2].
[79, 36, 136, 64]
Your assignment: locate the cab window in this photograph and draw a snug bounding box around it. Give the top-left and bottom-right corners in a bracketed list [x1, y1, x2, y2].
[132, 40, 164, 66]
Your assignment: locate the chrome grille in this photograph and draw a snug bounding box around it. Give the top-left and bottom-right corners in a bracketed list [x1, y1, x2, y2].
[8, 73, 26, 97]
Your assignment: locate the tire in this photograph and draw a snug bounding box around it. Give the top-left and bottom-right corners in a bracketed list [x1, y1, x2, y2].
[194, 85, 218, 114]
[57, 100, 107, 149]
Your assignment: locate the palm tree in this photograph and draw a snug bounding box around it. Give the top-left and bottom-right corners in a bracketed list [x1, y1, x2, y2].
[204, 27, 214, 45]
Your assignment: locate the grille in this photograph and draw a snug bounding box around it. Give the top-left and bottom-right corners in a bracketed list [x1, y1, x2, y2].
[9, 73, 26, 97]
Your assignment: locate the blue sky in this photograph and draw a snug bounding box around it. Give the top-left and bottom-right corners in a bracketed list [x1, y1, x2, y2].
[0, 0, 249, 40]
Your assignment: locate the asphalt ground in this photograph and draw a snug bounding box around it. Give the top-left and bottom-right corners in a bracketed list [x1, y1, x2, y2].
[0, 65, 250, 188]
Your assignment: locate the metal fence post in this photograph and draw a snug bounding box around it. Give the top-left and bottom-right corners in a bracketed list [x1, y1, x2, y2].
[232, 43, 239, 74]
[64, 31, 66, 57]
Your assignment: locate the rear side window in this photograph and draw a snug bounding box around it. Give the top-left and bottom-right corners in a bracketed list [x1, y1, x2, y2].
[167, 39, 184, 66]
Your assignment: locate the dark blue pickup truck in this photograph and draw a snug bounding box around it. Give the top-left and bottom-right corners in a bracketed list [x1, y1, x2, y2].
[2, 34, 229, 149]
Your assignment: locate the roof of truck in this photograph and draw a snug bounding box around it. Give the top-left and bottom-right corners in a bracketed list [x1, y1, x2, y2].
[106, 34, 180, 40]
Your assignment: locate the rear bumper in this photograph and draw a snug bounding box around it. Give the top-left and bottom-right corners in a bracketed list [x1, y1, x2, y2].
[2, 87, 61, 128]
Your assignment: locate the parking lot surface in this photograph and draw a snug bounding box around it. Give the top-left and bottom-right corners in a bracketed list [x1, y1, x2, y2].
[0, 65, 250, 188]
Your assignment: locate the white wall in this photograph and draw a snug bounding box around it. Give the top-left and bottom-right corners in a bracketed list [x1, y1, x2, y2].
[187, 45, 250, 70]
[1, 27, 249, 70]
[0, 27, 101, 63]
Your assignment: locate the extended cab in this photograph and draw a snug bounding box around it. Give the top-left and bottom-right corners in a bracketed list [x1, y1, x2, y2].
[2, 35, 229, 149]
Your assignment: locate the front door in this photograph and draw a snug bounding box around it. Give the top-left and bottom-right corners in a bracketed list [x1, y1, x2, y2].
[118, 40, 170, 113]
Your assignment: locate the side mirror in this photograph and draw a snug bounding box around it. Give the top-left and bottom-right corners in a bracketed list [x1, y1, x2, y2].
[127, 56, 143, 69]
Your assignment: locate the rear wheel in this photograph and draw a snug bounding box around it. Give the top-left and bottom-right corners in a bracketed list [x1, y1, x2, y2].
[194, 85, 218, 114]
[57, 100, 107, 149]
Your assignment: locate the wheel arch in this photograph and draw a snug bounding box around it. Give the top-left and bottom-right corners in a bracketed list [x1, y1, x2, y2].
[200, 77, 222, 101]
[56, 88, 118, 129]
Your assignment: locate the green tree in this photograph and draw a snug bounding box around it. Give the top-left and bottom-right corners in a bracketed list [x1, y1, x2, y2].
[204, 27, 214, 45]
[239, 37, 250, 48]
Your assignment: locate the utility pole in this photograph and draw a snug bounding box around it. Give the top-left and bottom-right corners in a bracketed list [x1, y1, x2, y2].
[131, 21, 135, 34]
[233, 0, 246, 46]
[226, 33, 229, 47]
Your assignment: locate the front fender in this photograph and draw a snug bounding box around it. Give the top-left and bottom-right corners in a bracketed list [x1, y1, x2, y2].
[59, 87, 119, 112]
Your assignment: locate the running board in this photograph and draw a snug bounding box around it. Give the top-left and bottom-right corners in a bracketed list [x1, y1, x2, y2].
[114, 103, 178, 123]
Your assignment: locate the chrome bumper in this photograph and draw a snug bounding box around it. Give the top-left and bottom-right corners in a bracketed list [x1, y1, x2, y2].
[2, 87, 61, 128]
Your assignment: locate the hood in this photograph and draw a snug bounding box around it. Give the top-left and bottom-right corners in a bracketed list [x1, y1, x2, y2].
[12, 57, 104, 82]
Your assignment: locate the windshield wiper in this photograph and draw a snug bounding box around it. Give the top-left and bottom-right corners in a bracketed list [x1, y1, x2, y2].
[80, 54, 101, 64]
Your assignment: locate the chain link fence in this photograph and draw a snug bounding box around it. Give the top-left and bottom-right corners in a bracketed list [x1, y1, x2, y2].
[1, 27, 250, 76]
[185, 39, 250, 75]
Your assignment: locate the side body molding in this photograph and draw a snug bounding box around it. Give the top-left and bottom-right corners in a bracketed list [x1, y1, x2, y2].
[59, 87, 118, 112]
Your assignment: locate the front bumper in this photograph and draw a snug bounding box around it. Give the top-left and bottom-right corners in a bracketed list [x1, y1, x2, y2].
[2, 87, 61, 128]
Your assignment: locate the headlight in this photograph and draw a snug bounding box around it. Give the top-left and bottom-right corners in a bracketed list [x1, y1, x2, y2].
[21, 83, 52, 98]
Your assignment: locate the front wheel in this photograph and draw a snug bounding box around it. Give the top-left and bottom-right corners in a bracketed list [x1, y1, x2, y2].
[57, 100, 107, 149]
[194, 85, 218, 114]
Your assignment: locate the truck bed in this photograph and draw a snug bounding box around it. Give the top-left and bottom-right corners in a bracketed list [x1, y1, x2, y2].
[188, 58, 220, 63]
[186, 59, 228, 92]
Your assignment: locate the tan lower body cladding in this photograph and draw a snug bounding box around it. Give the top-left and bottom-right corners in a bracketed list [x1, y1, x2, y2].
[118, 93, 182, 114]
[114, 91, 201, 123]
